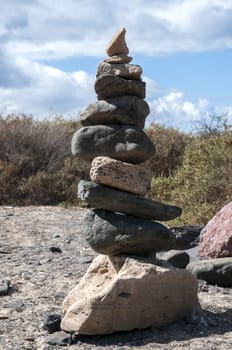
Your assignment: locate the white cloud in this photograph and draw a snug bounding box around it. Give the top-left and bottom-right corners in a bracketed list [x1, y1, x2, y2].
[0, 55, 95, 116]
[147, 89, 232, 132]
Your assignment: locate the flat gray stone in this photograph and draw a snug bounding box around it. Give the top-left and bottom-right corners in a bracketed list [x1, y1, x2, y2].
[158, 250, 190, 269]
[78, 180, 182, 221]
[96, 62, 142, 80]
[187, 257, 232, 287]
[79, 96, 150, 129]
[71, 124, 155, 164]
[95, 75, 145, 100]
[81, 208, 175, 256]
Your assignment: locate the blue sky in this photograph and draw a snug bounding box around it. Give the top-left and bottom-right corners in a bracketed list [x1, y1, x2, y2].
[1, 0, 232, 132]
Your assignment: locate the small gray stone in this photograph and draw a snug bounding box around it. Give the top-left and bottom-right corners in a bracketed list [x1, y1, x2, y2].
[0, 279, 10, 296]
[71, 124, 155, 164]
[81, 208, 175, 256]
[187, 257, 232, 287]
[95, 75, 146, 100]
[43, 313, 61, 333]
[79, 96, 150, 129]
[158, 250, 190, 269]
[46, 331, 72, 346]
[78, 180, 182, 221]
[170, 225, 203, 250]
[96, 62, 142, 80]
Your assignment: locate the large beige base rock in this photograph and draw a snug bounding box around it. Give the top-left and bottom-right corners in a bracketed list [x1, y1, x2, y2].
[61, 255, 198, 335]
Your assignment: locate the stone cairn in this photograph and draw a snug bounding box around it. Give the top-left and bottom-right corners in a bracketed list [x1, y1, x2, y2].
[61, 28, 198, 335]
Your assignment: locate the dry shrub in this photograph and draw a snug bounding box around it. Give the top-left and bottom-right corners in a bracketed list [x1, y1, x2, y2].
[145, 123, 190, 176]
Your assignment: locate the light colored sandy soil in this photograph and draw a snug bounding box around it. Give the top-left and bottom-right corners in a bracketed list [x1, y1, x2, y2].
[0, 206, 231, 350]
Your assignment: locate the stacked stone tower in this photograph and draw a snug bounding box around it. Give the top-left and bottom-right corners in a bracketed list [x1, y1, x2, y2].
[61, 28, 198, 335]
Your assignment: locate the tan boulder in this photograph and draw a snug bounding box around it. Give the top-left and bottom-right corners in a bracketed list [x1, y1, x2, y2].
[61, 255, 198, 335]
[96, 62, 142, 80]
[104, 54, 132, 64]
[106, 27, 129, 56]
[90, 156, 152, 195]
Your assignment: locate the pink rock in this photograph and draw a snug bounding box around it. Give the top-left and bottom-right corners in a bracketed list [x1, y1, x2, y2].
[198, 202, 232, 259]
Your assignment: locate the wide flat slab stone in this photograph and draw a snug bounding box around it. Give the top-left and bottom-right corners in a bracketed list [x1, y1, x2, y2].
[79, 96, 149, 129]
[96, 62, 142, 80]
[95, 75, 145, 100]
[90, 156, 152, 196]
[187, 257, 232, 287]
[78, 180, 182, 221]
[61, 254, 199, 335]
[71, 124, 155, 164]
[81, 208, 174, 256]
[198, 202, 232, 259]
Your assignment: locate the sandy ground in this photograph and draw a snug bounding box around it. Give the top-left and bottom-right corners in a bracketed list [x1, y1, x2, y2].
[0, 206, 231, 350]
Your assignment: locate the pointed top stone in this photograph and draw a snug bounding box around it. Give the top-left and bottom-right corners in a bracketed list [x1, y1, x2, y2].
[106, 27, 129, 57]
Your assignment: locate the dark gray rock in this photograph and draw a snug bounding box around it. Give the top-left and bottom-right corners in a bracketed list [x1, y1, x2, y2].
[170, 225, 203, 249]
[46, 331, 72, 346]
[43, 313, 61, 333]
[78, 180, 182, 221]
[79, 96, 150, 129]
[71, 124, 155, 164]
[158, 250, 190, 269]
[49, 246, 62, 253]
[0, 279, 10, 296]
[187, 257, 232, 287]
[81, 208, 175, 256]
[95, 75, 146, 99]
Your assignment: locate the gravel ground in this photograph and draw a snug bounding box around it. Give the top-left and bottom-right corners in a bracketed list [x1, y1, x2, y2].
[0, 206, 231, 350]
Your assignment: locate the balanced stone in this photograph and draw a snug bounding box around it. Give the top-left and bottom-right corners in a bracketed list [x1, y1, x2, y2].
[78, 180, 182, 221]
[95, 75, 146, 100]
[96, 62, 142, 80]
[81, 208, 174, 256]
[79, 96, 149, 129]
[106, 27, 129, 56]
[71, 124, 155, 164]
[90, 156, 152, 195]
[187, 257, 232, 287]
[61, 254, 199, 335]
[104, 54, 132, 64]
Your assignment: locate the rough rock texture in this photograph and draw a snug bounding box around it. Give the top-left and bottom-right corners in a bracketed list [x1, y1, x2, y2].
[80, 209, 174, 256]
[71, 124, 155, 164]
[95, 75, 146, 100]
[170, 225, 203, 250]
[158, 250, 190, 269]
[106, 27, 129, 56]
[61, 254, 199, 335]
[104, 54, 132, 64]
[198, 202, 232, 259]
[78, 180, 182, 221]
[90, 156, 152, 195]
[187, 257, 232, 287]
[96, 62, 142, 80]
[1, 206, 232, 350]
[79, 96, 150, 129]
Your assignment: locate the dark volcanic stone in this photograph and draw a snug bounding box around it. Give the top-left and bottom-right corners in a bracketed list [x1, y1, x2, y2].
[79, 96, 150, 129]
[187, 257, 232, 287]
[170, 225, 203, 250]
[158, 250, 190, 269]
[81, 208, 175, 256]
[43, 313, 61, 333]
[95, 75, 146, 99]
[71, 124, 155, 164]
[49, 246, 62, 253]
[46, 331, 72, 346]
[78, 180, 182, 221]
[0, 279, 10, 296]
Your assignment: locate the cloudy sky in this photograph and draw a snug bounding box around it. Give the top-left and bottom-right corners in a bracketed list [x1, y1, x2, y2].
[1, 0, 232, 132]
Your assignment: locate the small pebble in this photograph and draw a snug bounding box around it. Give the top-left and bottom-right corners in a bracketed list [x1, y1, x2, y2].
[0, 279, 10, 296]
[46, 331, 72, 346]
[50, 246, 62, 253]
[43, 313, 61, 333]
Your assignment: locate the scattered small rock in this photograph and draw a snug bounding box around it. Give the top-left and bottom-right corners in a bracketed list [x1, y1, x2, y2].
[43, 313, 61, 333]
[0, 279, 10, 296]
[49, 246, 62, 253]
[46, 331, 72, 346]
